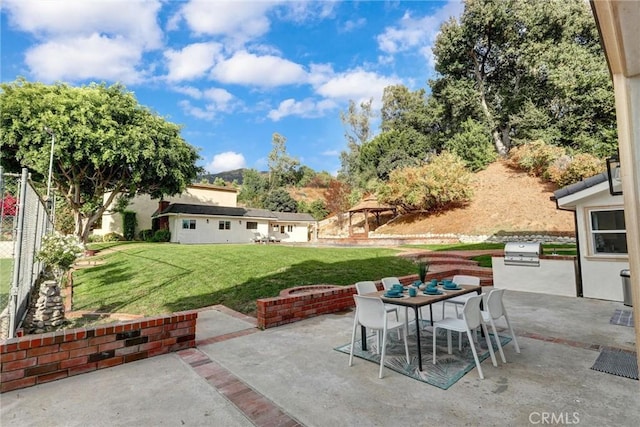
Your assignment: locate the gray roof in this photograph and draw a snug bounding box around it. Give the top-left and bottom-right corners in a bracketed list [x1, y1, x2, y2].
[155, 203, 316, 222]
[272, 211, 316, 222]
[552, 172, 608, 200]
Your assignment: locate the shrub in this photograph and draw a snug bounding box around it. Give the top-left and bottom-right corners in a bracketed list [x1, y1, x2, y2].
[377, 151, 473, 211]
[138, 229, 154, 241]
[151, 229, 171, 242]
[507, 140, 565, 177]
[121, 211, 137, 241]
[103, 232, 124, 242]
[87, 234, 104, 243]
[548, 153, 605, 187]
[36, 233, 84, 276]
[444, 118, 497, 171]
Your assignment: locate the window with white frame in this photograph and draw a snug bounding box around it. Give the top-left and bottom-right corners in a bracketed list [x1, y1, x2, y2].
[182, 219, 196, 230]
[589, 209, 627, 255]
[287, 225, 293, 232]
[218, 220, 230, 230]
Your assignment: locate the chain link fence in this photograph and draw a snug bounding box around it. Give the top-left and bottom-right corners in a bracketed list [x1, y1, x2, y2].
[1, 168, 50, 339]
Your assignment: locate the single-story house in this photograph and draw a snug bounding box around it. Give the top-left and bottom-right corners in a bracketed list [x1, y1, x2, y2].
[153, 202, 317, 244]
[94, 183, 238, 237]
[553, 172, 628, 302]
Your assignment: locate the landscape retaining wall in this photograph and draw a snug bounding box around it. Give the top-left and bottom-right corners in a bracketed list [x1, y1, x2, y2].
[256, 269, 493, 329]
[0, 311, 197, 393]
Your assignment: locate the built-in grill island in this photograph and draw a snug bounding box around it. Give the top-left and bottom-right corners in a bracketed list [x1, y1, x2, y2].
[503, 242, 543, 267]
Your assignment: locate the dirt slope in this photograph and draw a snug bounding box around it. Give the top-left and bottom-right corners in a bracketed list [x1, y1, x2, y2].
[322, 161, 575, 237]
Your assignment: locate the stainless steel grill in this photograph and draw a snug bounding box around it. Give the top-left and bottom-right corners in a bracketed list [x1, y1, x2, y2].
[504, 242, 542, 267]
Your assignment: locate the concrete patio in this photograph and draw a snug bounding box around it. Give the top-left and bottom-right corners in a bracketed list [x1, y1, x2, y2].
[1, 290, 637, 426]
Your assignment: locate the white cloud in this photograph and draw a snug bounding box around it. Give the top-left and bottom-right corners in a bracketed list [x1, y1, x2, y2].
[376, 1, 464, 65]
[164, 42, 223, 82]
[314, 69, 399, 107]
[322, 150, 339, 156]
[3, 0, 163, 83]
[211, 50, 307, 87]
[177, 86, 238, 120]
[207, 152, 246, 173]
[341, 17, 366, 33]
[24, 34, 146, 84]
[175, 0, 274, 43]
[268, 98, 337, 121]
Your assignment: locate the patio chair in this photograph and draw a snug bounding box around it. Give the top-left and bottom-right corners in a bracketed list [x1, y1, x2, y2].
[432, 294, 497, 379]
[441, 275, 481, 319]
[481, 288, 520, 363]
[349, 295, 410, 379]
[355, 281, 399, 323]
[381, 277, 420, 325]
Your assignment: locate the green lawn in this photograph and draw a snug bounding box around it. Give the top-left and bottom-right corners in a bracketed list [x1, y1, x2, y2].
[1, 258, 13, 306]
[72, 241, 577, 316]
[72, 243, 417, 316]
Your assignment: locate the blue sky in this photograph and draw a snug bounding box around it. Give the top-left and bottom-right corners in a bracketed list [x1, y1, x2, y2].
[1, 0, 463, 175]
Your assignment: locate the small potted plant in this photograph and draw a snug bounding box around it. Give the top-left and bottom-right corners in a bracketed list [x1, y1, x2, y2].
[418, 260, 429, 284]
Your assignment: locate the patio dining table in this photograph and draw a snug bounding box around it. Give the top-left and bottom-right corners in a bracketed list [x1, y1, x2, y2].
[364, 284, 482, 371]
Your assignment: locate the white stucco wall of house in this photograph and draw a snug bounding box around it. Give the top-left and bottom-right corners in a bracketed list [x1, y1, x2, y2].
[574, 191, 628, 302]
[169, 216, 271, 244]
[268, 222, 312, 243]
[95, 185, 238, 237]
[492, 257, 577, 297]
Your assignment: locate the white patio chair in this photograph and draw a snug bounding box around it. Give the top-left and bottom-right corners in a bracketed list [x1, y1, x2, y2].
[381, 277, 421, 325]
[441, 275, 481, 319]
[356, 281, 399, 322]
[481, 288, 520, 363]
[349, 295, 410, 379]
[432, 294, 497, 379]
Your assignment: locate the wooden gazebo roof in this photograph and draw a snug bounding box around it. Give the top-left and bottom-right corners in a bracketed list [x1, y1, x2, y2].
[348, 196, 396, 237]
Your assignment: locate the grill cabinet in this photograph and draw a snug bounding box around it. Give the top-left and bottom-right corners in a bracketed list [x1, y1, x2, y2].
[504, 242, 542, 267]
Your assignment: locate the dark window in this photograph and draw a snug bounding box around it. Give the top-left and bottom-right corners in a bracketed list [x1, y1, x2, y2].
[182, 219, 196, 230]
[218, 220, 230, 230]
[590, 209, 627, 254]
[246, 221, 258, 230]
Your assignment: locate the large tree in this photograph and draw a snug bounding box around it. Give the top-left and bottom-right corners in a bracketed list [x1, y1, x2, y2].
[431, 0, 616, 157]
[338, 98, 374, 189]
[267, 133, 300, 190]
[0, 79, 201, 243]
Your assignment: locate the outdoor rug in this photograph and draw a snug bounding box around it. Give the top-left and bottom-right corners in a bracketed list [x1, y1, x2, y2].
[334, 320, 511, 389]
[609, 309, 634, 327]
[591, 348, 639, 380]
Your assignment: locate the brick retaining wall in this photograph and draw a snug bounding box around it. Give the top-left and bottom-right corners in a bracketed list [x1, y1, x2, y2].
[256, 269, 494, 329]
[0, 311, 197, 393]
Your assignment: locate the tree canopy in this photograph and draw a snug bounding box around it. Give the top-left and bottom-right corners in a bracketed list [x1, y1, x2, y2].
[431, 0, 616, 157]
[0, 78, 201, 242]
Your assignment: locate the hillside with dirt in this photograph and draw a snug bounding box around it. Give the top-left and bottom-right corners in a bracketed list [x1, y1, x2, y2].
[316, 161, 575, 237]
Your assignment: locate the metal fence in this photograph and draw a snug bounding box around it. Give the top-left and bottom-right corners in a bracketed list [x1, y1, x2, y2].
[1, 168, 50, 339]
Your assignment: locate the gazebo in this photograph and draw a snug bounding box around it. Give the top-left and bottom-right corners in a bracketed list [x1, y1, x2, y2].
[347, 196, 396, 237]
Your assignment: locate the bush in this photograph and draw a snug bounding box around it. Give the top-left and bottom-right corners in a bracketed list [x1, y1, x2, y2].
[87, 234, 104, 243]
[547, 153, 605, 187]
[377, 151, 473, 211]
[507, 140, 565, 177]
[103, 232, 124, 242]
[444, 118, 497, 172]
[151, 229, 171, 242]
[36, 233, 84, 275]
[138, 229, 154, 241]
[121, 211, 137, 241]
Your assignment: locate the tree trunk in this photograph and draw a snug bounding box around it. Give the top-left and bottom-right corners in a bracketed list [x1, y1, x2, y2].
[472, 51, 509, 156]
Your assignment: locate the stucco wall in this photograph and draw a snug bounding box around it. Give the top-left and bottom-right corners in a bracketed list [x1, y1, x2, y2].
[95, 185, 237, 237]
[574, 191, 628, 302]
[170, 216, 270, 244]
[492, 256, 577, 297]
